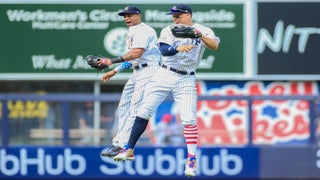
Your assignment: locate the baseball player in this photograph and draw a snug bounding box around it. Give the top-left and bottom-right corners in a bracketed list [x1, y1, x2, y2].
[113, 4, 220, 177]
[99, 6, 161, 158]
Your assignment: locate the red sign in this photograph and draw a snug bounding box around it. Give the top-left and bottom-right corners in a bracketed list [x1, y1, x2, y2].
[195, 81, 315, 145]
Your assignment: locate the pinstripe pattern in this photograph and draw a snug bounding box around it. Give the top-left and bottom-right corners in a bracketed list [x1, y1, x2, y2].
[119, 5, 220, 176]
[137, 67, 198, 124]
[126, 23, 161, 67]
[111, 22, 161, 147]
[158, 23, 216, 72]
[137, 23, 218, 126]
[112, 78, 134, 146]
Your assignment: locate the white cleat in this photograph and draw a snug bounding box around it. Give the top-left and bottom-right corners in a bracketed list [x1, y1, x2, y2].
[113, 148, 134, 162]
[184, 156, 196, 177]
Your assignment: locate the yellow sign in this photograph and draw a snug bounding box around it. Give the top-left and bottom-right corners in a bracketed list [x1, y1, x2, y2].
[0, 100, 49, 119]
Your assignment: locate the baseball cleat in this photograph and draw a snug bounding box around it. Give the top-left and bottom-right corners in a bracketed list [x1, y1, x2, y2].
[101, 146, 122, 157]
[113, 147, 134, 162]
[184, 156, 197, 177]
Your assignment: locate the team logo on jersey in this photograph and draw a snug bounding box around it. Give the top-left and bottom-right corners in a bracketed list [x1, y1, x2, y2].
[103, 27, 128, 56]
[193, 38, 201, 45]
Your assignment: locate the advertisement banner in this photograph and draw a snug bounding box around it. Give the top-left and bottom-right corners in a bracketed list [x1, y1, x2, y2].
[257, 2, 320, 75]
[260, 147, 320, 179]
[0, 3, 244, 80]
[0, 146, 259, 179]
[150, 81, 317, 145]
[310, 147, 320, 178]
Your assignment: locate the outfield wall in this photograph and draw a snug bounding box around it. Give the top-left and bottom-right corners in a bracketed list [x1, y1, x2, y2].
[1, 146, 320, 179]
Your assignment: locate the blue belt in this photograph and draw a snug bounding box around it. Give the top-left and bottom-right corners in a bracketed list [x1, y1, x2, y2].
[133, 63, 148, 70]
[161, 64, 195, 75]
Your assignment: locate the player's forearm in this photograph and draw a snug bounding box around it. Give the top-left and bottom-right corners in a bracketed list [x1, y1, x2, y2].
[108, 48, 144, 65]
[201, 36, 220, 50]
[114, 62, 133, 73]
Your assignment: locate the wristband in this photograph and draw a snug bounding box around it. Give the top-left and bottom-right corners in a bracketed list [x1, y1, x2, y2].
[111, 56, 125, 63]
[114, 62, 132, 72]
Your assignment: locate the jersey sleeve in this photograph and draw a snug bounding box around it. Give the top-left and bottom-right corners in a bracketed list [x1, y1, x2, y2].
[158, 26, 174, 46]
[131, 25, 150, 49]
[202, 26, 221, 44]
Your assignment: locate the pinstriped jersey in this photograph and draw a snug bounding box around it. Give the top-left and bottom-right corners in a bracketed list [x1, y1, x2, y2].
[126, 22, 161, 66]
[158, 23, 218, 72]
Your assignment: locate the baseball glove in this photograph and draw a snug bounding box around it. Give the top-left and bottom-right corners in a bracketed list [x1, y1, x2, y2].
[85, 55, 109, 72]
[170, 24, 202, 38]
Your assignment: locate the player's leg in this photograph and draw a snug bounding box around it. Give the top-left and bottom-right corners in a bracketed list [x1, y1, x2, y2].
[173, 76, 198, 177]
[116, 76, 136, 148]
[118, 67, 158, 150]
[101, 77, 134, 157]
[128, 69, 175, 148]
[114, 69, 173, 160]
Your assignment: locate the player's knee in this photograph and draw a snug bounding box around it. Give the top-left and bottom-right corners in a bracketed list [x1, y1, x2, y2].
[137, 109, 153, 120]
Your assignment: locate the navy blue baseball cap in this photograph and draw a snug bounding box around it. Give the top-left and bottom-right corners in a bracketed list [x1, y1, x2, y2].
[167, 4, 192, 15]
[118, 6, 141, 16]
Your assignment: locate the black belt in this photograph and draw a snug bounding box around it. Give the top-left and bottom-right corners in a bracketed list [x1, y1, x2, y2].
[133, 63, 148, 70]
[161, 64, 195, 75]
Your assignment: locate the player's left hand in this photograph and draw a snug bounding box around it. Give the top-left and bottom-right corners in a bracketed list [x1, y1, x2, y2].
[176, 44, 195, 52]
[102, 70, 117, 82]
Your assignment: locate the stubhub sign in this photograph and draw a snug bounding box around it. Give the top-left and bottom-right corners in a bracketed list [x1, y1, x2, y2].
[0, 146, 259, 179]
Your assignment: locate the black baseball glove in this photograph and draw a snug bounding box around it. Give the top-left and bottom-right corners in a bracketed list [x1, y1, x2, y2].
[85, 55, 109, 72]
[170, 24, 202, 38]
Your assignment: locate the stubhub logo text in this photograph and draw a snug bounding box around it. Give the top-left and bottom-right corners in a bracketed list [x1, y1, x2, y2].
[0, 148, 85, 176]
[0, 147, 258, 178]
[100, 148, 243, 176]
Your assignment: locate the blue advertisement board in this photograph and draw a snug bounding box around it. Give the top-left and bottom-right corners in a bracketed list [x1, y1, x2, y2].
[0, 146, 259, 179]
[260, 147, 320, 179]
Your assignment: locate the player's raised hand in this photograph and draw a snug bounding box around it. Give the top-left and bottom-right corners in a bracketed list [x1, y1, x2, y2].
[176, 44, 195, 52]
[102, 70, 117, 82]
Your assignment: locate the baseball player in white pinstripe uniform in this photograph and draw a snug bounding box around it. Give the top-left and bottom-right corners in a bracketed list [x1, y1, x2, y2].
[113, 4, 220, 177]
[100, 6, 161, 158]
